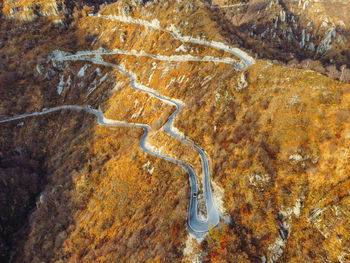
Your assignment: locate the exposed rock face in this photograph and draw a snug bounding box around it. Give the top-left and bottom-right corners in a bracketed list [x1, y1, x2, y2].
[208, 0, 350, 70]
[2, 0, 68, 22]
[0, 0, 350, 262]
[2, 0, 122, 22]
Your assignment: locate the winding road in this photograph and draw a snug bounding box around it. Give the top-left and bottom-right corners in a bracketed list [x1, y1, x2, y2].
[0, 14, 255, 236]
[52, 48, 240, 66]
[52, 53, 221, 234]
[0, 102, 218, 235]
[94, 13, 255, 69]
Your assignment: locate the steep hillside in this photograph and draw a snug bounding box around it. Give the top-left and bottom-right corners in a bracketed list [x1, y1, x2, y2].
[0, 0, 349, 262]
[207, 0, 350, 82]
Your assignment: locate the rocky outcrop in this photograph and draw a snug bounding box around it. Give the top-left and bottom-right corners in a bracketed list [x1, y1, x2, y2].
[207, 0, 350, 73]
[2, 0, 68, 23]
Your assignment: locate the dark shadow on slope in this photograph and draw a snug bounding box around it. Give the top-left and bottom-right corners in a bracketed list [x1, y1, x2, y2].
[205, 2, 350, 83]
[0, 14, 84, 262]
[65, 0, 158, 14]
[0, 6, 166, 262]
[65, 0, 119, 13]
[205, 0, 306, 62]
[0, 151, 45, 262]
[78, 0, 155, 13]
[203, 0, 350, 83]
[204, 2, 292, 61]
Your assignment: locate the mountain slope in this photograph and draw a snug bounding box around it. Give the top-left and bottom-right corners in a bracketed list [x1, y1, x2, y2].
[207, 0, 350, 82]
[0, 0, 349, 262]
